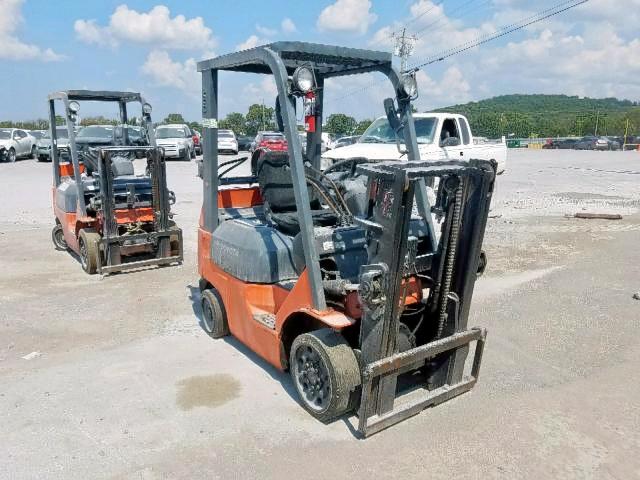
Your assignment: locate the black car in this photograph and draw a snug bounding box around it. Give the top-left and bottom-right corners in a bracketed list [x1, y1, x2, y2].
[236, 135, 253, 151]
[574, 136, 598, 150]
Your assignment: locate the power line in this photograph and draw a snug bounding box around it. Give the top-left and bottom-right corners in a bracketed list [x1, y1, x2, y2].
[325, 0, 589, 107]
[368, 1, 445, 49]
[411, 0, 579, 64]
[408, 0, 589, 70]
[405, 0, 445, 27]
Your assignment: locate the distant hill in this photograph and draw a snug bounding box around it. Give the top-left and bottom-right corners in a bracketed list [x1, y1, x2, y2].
[433, 94, 640, 138]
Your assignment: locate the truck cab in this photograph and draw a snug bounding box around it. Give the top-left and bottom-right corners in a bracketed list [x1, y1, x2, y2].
[322, 112, 506, 174]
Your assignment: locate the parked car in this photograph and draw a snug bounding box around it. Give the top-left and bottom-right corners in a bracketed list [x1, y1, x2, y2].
[249, 131, 289, 174]
[217, 129, 238, 154]
[28, 130, 46, 141]
[0, 128, 36, 162]
[322, 113, 507, 174]
[191, 128, 202, 155]
[36, 127, 70, 162]
[155, 124, 195, 161]
[249, 131, 287, 154]
[594, 136, 620, 151]
[236, 135, 253, 151]
[333, 135, 360, 149]
[543, 138, 577, 149]
[574, 136, 598, 150]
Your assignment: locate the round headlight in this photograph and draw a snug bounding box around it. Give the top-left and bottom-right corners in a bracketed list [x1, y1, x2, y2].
[142, 103, 152, 114]
[68, 101, 80, 114]
[400, 73, 418, 99]
[292, 66, 315, 93]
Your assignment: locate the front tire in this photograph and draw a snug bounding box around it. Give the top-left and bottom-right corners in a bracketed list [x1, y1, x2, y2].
[201, 288, 229, 338]
[78, 228, 101, 274]
[290, 329, 360, 422]
[30, 145, 36, 159]
[8, 148, 16, 163]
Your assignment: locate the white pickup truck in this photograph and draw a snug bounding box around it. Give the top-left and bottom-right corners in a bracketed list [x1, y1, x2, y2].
[322, 112, 506, 174]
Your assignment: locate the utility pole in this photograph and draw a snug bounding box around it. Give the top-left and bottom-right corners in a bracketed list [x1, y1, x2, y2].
[393, 27, 417, 73]
[594, 110, 600, 136]
[261, 98, 265, 131]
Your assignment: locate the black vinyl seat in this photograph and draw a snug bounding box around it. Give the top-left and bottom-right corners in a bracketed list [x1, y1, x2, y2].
[256, 150, 337, 235]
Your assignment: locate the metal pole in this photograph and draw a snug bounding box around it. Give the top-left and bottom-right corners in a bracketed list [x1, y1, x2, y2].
[202, 69, 219, 233]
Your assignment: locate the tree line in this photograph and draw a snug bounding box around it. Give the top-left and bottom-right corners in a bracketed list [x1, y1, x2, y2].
[435, 94, 640, 138]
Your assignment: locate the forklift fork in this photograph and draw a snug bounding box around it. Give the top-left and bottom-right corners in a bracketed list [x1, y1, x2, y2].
[355, 159, 495, 437]
[97, 148, 183, 274]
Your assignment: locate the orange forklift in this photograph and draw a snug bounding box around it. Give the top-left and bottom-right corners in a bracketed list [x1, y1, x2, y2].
[48, 90, 182, 274]
[197, 43, 495, 436]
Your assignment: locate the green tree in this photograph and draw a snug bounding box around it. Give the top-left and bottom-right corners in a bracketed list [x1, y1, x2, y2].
[80, 116, 118, 126]
[219, 112, 246, 134]
[164, 113, 185, 124]
[245, 103, 275, 136]
[325, 113, 357, 135]
[354, 119, 373, 135]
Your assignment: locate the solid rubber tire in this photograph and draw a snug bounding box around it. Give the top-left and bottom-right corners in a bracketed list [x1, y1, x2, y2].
[201, 288, 229, 338]
[289, 329, 361, 422]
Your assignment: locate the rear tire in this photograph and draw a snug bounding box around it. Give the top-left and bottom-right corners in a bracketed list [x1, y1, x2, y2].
[78, 228, 101, 274]
[290, 329, 361, 422]
[52, 223, 67, 251]
[190, 148, 196, 159]
[30, 145, 36, 159]
[201, 288, 229, 338]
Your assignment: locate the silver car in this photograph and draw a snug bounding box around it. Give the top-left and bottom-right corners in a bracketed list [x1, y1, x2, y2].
[0, 128, 36, 162]
[36, 127, 70, 162]
[155, 124, 195, 161]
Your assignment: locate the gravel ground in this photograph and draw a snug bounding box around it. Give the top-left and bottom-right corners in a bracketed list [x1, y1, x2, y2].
[1, 150, 639, 479]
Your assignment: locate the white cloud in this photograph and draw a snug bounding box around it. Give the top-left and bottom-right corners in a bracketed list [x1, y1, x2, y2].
[281, 18, 297, 34]
[74, 19, 117, 48]
[0, 0, 63, 61]
[235, 35, 266, 51]
[243, 76, 278, 101]
[317, 0, 377, 35]
[141, 50, 199, 98]
[74, 5, 217, 51]
[386, 0, 640, 107]
[256, 24, 277, 36]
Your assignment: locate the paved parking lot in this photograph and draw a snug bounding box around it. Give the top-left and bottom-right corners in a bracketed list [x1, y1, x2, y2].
[1, 150, 639, 479]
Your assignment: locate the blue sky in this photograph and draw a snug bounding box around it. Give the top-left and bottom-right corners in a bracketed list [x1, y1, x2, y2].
[2, 0, 637, 122]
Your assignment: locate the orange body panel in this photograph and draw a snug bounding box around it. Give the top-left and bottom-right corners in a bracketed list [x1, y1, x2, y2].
[51, 185, 155, 255]
[113, 207, 155, 224]
[218, 186, 262, 209]
[59, 162, 84, 178]
[198, 226, 356, 370]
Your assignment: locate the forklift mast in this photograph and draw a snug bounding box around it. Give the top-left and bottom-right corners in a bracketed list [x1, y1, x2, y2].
[47, 90, 156, 215]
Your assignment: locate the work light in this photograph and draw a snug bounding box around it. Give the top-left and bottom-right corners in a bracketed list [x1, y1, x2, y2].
[68, 101, 80, 114]
[292, 66, 315, 93]
[400, 72, 418, 99]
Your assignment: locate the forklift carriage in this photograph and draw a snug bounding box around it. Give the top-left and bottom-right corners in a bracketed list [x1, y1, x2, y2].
[197, 43, 495, 436]
[48, 90, 183, 274]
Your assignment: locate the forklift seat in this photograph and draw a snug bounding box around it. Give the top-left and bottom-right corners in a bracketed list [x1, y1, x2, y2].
[256, 150, 337, 235]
